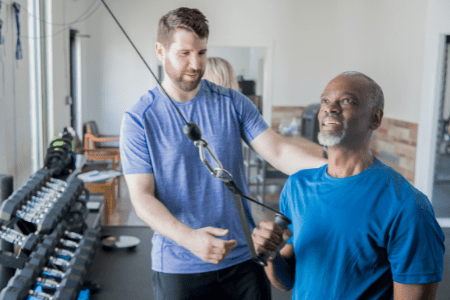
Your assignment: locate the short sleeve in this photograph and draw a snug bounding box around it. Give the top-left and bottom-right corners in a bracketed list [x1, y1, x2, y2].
[387, 193, 445, 284]
[120, 112, 153, 174]
[280, 178, 294, 245]
[231, 91, 268, 144]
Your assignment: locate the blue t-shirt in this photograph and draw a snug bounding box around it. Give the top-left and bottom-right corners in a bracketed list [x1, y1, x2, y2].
[280, 158, 445, 299]
[120, 80, 268, 273]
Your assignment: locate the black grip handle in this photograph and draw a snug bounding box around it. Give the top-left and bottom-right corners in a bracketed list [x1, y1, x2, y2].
[253, 213, 291, 267]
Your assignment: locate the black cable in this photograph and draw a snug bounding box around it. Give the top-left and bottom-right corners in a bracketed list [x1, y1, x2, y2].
[241, 194, 282, 214]
[100, 0, 188, 125]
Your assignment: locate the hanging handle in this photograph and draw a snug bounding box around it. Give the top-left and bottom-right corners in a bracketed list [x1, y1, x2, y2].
[253, 214, 291, 266]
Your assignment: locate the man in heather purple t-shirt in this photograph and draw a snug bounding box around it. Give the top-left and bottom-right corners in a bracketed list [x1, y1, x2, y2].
[120, 7, 325, 300]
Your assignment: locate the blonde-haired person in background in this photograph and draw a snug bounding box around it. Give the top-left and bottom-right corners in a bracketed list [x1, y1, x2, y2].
[203, 57, 240, 90]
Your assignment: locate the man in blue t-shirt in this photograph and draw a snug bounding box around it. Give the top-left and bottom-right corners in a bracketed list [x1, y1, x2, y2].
[120, 7, 326, 300]
[252, 71, 445, 299]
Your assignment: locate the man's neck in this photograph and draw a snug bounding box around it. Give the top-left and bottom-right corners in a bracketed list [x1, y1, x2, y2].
[326, 146, 374, 178]
[161, 79, 201, 103]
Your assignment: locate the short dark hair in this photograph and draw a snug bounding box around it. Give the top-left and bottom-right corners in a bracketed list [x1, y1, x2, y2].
[340, 71, 384, 110]
[157, 7, 209, 48]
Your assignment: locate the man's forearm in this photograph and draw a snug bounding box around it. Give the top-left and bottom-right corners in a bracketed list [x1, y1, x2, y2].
[264, 253, 295, 291]
[130, 193, 194, 247]
[250, 129, 326, 176]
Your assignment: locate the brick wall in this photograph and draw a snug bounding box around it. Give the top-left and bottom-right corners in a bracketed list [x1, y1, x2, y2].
[272, 106, 417, 183]
[370, 118, 417, 183]
[271, 106, 304, 132]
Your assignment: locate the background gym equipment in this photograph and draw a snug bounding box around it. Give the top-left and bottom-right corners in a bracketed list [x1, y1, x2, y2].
[0, 128, 101, 300]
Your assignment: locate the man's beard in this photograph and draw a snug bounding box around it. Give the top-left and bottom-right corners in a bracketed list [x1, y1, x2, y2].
[165, 58, 204, 92]
[317, 113, 347, 147]
[318, 131, 346, 147]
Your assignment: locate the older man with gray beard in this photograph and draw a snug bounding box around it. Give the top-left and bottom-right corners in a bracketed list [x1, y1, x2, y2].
[252, 71, 445, 300]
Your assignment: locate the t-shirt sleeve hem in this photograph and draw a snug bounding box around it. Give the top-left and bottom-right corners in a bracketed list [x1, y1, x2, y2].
[392, 272, 443, 284]
[122, 168, 154, 175]
[246, 125, 269, 144]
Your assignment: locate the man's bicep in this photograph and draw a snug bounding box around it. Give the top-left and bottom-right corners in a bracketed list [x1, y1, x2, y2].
[120, 113, 153, 174]
[124, 173, 156, 199]
[393, 281, 438, 300]
[249, 128, 281, 161]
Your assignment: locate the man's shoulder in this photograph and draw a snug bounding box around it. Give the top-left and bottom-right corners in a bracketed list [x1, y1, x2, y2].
[372, 158, 428, 202]
[126, 89, 159, 118]
[202, 80, 234, 98]
[201, 80, 251, 105]
[289, 166, 325, 183]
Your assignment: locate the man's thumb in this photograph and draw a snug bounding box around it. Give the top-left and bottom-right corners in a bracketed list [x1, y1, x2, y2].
[205, 227, 229, 237]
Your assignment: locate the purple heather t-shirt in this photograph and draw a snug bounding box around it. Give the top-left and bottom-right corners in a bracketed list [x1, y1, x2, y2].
[120, 80, 268, 273]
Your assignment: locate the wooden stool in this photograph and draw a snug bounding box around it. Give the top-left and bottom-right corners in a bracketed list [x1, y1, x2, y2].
[85, 178, 116, 224]
[83, 150, 121, 198]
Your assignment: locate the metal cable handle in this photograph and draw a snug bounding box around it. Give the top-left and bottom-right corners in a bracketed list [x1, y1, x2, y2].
[194, 136, 291, 266]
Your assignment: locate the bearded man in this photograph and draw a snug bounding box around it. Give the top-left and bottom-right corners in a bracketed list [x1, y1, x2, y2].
[252, 71, 445, 300]
[120, 7, 326, 300]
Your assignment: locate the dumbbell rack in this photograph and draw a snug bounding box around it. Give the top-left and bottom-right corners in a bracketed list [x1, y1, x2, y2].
[0, 166, 101, 299]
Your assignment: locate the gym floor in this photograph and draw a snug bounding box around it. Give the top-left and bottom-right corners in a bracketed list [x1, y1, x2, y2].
[99, 177, 450, 299]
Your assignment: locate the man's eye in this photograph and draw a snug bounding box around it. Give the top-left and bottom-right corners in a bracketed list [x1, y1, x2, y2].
[321, 99, 328, 104]
[342, 98, 352, 104]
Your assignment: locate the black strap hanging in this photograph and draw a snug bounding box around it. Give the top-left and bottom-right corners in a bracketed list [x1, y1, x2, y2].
[0, 20, 3, 45]
[13, 2, 22, 60]
[0, 1, 3, 45]
[100, 0, 291, 266]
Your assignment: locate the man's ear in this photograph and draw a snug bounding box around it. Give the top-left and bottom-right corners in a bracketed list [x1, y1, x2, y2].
[155, 42, 164, 62]
[370, 107, 383, 130]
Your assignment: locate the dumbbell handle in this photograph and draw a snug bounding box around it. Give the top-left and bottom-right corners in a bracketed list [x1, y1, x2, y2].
[43, 267, 65, 279]
[254, 213, 291, 267]
[37, 277, 60, 289]
[29, 289, 53, 300]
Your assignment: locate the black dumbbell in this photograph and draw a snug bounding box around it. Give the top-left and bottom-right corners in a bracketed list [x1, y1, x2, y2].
[3, 274, 34, 299]
[1, 194, 25, 220]
[0, 285, 30, 300]
[36, 168, 52, 180]
[43, 264, 87, 281]
[53, 286, 79, 300]
[21, 233, 40, 255]
[37, 211, 62, 234]
[30, 245, 54, 263]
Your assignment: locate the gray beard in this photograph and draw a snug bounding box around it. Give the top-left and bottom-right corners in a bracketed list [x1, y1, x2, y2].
[317, 131, 346, 147]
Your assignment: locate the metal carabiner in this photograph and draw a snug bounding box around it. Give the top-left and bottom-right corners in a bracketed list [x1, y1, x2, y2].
[194, 139, 225, 178]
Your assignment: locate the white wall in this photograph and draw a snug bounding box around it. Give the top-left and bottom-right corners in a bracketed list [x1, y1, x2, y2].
[0, 0, 91, 188]
[83, 0, 429, 132]
[333, 0, 428, 123]
[51, 0, 91, 137]
[82, 0, 318, 134]
[3, 0, 450, 191]
[0, 0, 32, 188]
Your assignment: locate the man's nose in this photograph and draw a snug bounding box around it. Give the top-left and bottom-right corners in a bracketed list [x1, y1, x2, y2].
[324, 101, 341, 114]
[189, 54, 200, 70]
